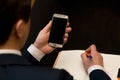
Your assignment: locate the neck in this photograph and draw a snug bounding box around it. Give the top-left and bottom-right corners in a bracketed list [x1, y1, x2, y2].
[0, 43, 19, 50]
[0, 38, 20, 50]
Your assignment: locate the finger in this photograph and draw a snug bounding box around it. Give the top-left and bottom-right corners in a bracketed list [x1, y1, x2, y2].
[42, 20, 52, 33]
[81, 52, 88, 60]
[91, 44, 97, 50]
[66, 27, 72, 33]
[85, 46, 91, 53]
[85, 44, 97, 54]
[90, 44, 98, 54]
[64, 33, 69, 38]
[67, 22, 70, 27]
[63, 38, 68, 44]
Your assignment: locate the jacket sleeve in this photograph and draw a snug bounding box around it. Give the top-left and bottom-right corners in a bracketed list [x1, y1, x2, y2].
[59, 69, 73, 80]
[22, 50, 41, 65]
[89, 70, 111, 80]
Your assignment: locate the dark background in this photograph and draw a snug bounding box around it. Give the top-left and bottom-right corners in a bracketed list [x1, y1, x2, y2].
[22, 0, 120, 66]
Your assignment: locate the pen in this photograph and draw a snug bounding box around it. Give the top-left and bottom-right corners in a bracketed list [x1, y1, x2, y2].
[86, 53, 92, 60]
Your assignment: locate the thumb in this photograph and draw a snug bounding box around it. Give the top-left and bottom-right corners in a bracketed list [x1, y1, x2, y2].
[85, 44, 97, 54]
[42, 20, 52, 33]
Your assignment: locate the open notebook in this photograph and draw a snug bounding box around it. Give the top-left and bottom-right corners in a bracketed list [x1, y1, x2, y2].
[53, 50, 120, 80]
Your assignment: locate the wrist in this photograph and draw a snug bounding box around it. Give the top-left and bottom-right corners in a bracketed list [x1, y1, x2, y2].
[27, 44, 45, 61]
[33, 43, 45, 53]
[88, 65, 106, 74]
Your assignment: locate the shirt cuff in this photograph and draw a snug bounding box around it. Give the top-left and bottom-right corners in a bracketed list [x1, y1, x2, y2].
[27, 44, 45, 62]
[88, 65, 109, 75]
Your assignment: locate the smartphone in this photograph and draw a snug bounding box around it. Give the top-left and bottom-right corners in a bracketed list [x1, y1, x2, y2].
[48, 13, 69, 48]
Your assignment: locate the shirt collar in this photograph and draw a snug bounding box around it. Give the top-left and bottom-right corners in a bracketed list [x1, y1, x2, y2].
[0, 49, 22, 56]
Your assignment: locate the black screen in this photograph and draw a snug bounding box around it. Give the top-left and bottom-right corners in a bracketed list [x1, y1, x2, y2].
[49, 17, 67, 44]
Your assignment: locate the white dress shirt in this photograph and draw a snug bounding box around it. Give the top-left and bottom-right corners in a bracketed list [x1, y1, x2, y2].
[0, 49, 22, 56]
[27, 44, 45, 61]
[88, 65, 109, 75]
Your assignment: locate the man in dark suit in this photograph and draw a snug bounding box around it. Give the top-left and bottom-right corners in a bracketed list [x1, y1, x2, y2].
[0, 0, 73, 80]
[0, 0, 112, 80]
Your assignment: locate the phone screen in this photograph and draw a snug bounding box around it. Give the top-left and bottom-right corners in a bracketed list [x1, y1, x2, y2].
[48, 15, 68, 47]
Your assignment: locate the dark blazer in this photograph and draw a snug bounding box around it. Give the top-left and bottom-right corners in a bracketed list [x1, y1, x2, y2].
[89, 70, 111, 80]
[24, 51, 111, 80]
[0, 54, 73, 80]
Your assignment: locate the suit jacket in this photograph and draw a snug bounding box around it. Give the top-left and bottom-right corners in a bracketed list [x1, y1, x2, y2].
[0, 54, 73, 80]
[24, 51, 111, 80]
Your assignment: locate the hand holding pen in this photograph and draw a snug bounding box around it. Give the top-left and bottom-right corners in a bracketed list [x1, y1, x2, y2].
[81, 44, 104, 71]
[86, 52, 93, 60]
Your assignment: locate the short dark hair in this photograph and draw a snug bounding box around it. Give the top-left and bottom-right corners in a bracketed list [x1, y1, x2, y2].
[0, 0, 31, 44]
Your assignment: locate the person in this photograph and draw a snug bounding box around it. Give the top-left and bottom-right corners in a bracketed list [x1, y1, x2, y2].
[0, 0, 112, 80]
[21, 1, 112, 80]
[81, 44, 112, 80]
[0, 0, 73, 80]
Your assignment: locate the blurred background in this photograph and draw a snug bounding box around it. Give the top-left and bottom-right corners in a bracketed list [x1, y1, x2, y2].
[22, 0, 120, 66]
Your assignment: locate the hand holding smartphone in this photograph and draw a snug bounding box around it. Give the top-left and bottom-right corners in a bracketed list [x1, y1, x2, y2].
[48, 13, 69, 48]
